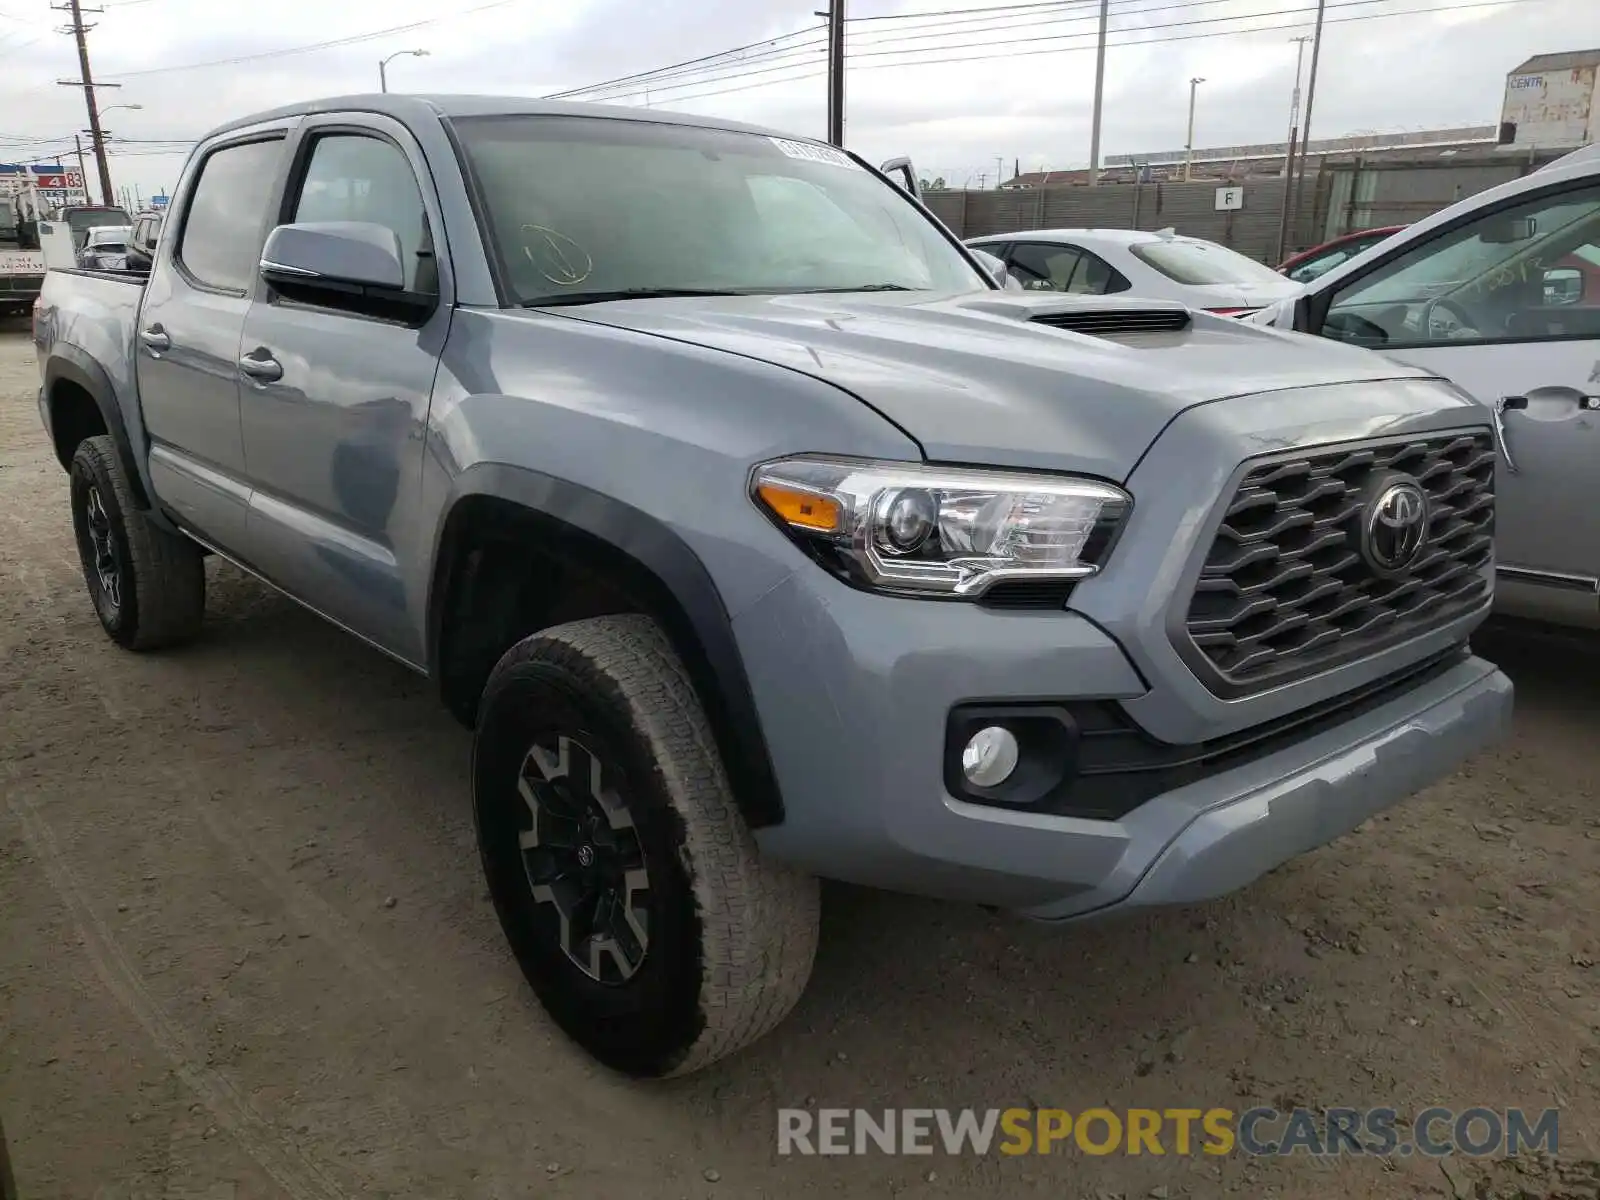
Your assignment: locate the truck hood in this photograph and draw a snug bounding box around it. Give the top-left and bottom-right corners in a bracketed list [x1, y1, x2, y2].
[541, 289, 1438, 481]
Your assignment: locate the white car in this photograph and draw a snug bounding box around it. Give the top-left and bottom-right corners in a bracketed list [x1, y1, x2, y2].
[79, 224, 133, 272]
[1249, 141, 1600, 631]
[965, 227, 1302, 317]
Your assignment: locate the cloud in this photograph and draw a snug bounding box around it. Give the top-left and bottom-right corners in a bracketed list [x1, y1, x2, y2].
[0, 0, 1588, 200]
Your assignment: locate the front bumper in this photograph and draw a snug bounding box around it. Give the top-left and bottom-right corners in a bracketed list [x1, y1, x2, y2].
[737, 569, 1512, 917]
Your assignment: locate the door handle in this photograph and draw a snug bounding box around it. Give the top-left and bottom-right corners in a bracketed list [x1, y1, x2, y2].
[1493, 395, 1526, 474]
[138, 326, 170, 353]
[237, 351, 283, 384]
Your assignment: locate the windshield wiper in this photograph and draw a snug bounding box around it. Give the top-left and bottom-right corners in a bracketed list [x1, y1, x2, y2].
[524, 287, 751, 307]
[791, 283, 916, 293]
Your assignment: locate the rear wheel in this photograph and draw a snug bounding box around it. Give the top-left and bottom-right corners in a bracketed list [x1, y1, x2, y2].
[472, 614, 819, 1077]
[69, 435, 204, 649]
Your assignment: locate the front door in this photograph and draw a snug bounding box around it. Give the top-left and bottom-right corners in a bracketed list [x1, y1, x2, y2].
[1308, 176, 1600, 628]
[136, 135, 287, 550]
[236, 116, 449, 666]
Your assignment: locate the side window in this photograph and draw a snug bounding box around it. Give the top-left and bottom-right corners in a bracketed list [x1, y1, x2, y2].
[1009, 242, 1081, 291]
[1322, 182, 1600, 349]
[289, 134, 435, 294]
[1062, 248, 1131, 295]
[1288, 247, 1350, 283]
[177, 139, 285, 292]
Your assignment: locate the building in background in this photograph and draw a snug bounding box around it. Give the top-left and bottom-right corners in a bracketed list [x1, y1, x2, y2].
[1499, 49, 1600, 150]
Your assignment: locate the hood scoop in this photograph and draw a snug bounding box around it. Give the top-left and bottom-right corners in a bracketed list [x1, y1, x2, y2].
[1030, 307, 1192, 337]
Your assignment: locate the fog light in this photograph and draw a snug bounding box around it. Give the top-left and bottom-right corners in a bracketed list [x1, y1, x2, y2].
[962, 726, 1019, 787]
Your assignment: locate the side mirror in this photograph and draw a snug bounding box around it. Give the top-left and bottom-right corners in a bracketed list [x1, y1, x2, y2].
[262, 221, 406, 291]
[880, 156, 922, 202]
[1479, 216, 1538, 245]
[969, 248, 1012, 290]
[1542, 266, 1583, 305]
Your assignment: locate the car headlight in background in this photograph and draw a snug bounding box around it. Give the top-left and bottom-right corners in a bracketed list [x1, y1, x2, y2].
[752, 455, 1130, 599]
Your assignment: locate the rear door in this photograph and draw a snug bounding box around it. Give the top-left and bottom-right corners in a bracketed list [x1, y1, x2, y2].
[235, 115, 448, 665]
[137, 133, 288, 550]
[1307, 176, 1600, 628]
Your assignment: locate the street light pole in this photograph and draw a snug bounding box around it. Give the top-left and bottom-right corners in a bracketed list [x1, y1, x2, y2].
[1184, 77, 1205, 182]
[1087, 0, 1109, 187]
[1289, 0, 1328, 243]
[378, 48, 430, 93]
[1274, 36, 1313, 262]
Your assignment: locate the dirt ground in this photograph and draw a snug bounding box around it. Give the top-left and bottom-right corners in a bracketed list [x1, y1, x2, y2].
[1, 327, 1598, 1200]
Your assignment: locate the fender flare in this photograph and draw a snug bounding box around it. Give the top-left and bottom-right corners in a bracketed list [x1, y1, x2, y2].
[43, 347, 152, 511]
[427, 463, 786, 828]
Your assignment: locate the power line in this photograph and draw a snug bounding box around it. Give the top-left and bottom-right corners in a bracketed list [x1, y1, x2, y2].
[571, 0, 1552, 108]
[100, 0, 525, 79]
[542, 27, 825, 99]
[555, 0, 1192, 101]
[552, 0, 1351, 102]
[556, 0, 1350, 102]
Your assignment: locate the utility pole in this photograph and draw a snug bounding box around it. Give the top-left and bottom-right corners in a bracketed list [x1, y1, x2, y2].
[825, 0, 846, 146]
[1274, 35, 1313, 262]
[73, 134, 91, 204]
[54, 0, 118, 207]
[1087, 0, 1109, 186]
[1183, 77, 1205, 182]
[1289, 0, 1328, 246]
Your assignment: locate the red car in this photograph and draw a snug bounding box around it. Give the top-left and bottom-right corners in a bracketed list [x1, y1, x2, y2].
[1277, 226, 1406, 283]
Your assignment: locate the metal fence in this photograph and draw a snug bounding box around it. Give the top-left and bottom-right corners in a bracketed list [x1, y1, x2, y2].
[921, 147, 1576, 264]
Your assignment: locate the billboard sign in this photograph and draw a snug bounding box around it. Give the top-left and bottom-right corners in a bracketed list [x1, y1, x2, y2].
[0, 165, 90, 208]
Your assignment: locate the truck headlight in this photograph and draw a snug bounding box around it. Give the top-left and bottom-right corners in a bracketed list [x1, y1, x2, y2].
[752, 455, 1130, 599]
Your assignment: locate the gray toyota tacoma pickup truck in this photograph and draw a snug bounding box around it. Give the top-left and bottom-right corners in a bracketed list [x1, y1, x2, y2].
[33, 94, 1512, 1078]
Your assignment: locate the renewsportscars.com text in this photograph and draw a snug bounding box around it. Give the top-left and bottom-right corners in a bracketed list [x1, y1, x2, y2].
[776, 1107, 1560, 1158]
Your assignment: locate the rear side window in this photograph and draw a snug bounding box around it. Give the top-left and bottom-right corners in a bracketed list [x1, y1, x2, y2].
[177, 138, 284, 292]
[1130, 238, 1285, 286]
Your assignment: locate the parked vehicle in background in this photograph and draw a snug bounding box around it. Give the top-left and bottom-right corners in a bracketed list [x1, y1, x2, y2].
[79, 224, 133, 271]
[124, 210, 163, 272]
[34, 93, 1511, 1078]
[1251, 142, 1600, 631]
[1277, 226, 1406, 283]
[966, 227, 1301, 316]
[56, 204, 132, 254]
[0, 187, 47, 318]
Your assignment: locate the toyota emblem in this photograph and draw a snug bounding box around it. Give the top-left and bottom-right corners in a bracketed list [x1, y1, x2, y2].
[1361, 478, 1430, 574]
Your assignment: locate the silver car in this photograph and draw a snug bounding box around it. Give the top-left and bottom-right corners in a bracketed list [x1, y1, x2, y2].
[968, 228, 1302, 317]
[79, 223, 133, 271]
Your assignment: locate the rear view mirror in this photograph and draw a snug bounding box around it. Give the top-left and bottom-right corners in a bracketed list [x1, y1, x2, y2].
[1479, 216, 1538, 244]
[1543, 266, 1583, 305]
[262, 221, 406, 290]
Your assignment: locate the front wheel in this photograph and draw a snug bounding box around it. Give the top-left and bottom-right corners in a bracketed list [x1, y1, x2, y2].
[472, 614, 819, 1077]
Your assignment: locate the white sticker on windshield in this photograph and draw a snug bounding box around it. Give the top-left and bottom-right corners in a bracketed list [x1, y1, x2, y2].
[769, 136, 856, 169]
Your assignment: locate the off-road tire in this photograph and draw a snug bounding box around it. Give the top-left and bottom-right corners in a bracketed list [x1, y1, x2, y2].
[472, 613, 819, 1077]
[69, 435, 204, 650]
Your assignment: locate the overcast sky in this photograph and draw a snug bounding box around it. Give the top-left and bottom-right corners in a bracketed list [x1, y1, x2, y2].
[0, 0, 1592, 200]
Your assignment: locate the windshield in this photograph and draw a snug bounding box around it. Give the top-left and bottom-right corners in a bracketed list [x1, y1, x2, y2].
[453, 115, 985, 305]
[89, 226, 131, 247]
[65, 207, 131, 233]
[1130, 238, 1286, 286]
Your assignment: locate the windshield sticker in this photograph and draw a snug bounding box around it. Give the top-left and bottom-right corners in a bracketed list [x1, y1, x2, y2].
[769, 137, 856, 169]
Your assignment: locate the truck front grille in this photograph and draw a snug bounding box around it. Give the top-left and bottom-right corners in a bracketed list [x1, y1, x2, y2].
[1182, 431, 1495, 695]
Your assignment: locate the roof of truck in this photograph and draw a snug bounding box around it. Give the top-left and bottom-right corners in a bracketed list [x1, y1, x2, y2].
[206, 93, 802, 144]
